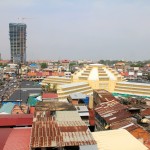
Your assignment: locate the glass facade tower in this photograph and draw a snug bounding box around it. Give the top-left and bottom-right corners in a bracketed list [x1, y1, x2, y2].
[9, 23, 27, 64]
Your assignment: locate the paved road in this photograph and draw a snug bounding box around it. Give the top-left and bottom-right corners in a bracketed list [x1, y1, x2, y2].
[0, 78, 19, 100]
[9, 89, 41, 103]
[20, 88, 41, 90]
[8, 80, 42, 103]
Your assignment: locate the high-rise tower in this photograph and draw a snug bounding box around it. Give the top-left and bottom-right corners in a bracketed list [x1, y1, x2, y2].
[9, 23, 27, 64]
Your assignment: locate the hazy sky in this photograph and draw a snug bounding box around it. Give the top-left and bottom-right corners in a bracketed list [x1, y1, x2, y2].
[0, 0, 150, 61]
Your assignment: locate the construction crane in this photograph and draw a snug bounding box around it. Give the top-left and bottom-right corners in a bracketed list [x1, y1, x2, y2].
[18, 17, 32, 23]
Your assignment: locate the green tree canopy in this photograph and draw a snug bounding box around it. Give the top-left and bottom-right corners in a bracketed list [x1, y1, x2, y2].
[40, 63, 48, 69]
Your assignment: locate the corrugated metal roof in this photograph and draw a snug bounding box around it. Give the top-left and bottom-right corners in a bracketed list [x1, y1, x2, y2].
[95, 100, 128, 117]
[31, 120, 96, 148]
[56, 111, 82, 121]
[94, 89, 112, 95]
[35, 101, 76, 111]
[89, 109, 95, 126]
[0, 128, 12, 150]
[3, 128, 31, 150]
[42, 93, 58, 99]
[110, 119, 138, 131]
[79, 112, 89, 117]
[31, 109, 97, 148]
[92, 129, 148, 150]
[130, 127, 150, 142]
[57, 120, 86, 127]
[75, 106, 89, 112]
[104, 110, 131, 124]
[27, 96, 40, 107]
[95, 100, 131, 124]
[70, 92, 86, 99]
[0, 114, 33, 126]
[0, 102, 15, 114]
[80, 145, 98, 150]
[94, 89, 118, 103]
[141, 108, 150, 117]
[30, 107, 35, 114]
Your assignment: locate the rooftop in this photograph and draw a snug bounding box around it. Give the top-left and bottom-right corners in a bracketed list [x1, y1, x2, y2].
[92, 129, 148, 150]
[0, 114, 33, 126]
[95, 100, 128, 117]
[0, 128, 12, 150]
[31, 121, 96, 148]
[130, 127, 150, 142]
[0, 102, 15, 114]
[35, 101, 76, 111]
[31, 110, 96, 148]
[55, 111, 82, 121]
[95, 100, 131, 124]
[110, 119, 138, 131]
[141, 108, 150, 117]
[117, 81, 150, 86]
[103, 110, 131, 124]
[94, 89, 118, 102]
[0, 128, 31, 150]
[42, 93, 58, 99]
[59, 82, 88, 89]
[69, 92, 86, 99]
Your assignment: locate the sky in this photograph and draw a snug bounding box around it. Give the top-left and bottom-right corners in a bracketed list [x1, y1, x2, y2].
[0, 0, 150, 61]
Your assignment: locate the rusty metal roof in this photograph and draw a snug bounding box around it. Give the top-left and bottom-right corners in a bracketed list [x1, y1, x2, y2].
[141, 108, 150, 117]
[89, 109, 95, 126]
[31, 120, 96, 148]
[31, 110, 97, 148]
[94, 89, 119, 103]
[95, 100, 131, 124]
[110, 119, 138, 131]
[35, 101, 76, 111]
[94, 89, 110, 94]
[95, 100, 128, 117]
[104, 110, 131, 124]
[130, 127, 150, 143]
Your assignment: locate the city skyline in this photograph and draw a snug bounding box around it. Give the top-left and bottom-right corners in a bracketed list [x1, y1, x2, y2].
[0, 0, 150, 61]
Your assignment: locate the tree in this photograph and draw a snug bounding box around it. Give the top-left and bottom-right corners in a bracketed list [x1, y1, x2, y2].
[69, 62, 77, 72]
[148, 73, 150, 81]
[52, 83, 57, 93]
[40, 63, 48, 69]
[47, 83, 51, 92]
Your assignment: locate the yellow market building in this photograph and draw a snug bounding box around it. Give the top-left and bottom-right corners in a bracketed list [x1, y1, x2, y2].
[42, 64, 150, 99]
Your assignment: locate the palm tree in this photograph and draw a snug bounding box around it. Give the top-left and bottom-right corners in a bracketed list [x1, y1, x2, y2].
[47, 83, 51, 92]
[52, 83, 57, 93]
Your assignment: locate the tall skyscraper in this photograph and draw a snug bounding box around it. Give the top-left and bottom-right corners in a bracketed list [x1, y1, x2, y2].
[9, 23, 27, 64]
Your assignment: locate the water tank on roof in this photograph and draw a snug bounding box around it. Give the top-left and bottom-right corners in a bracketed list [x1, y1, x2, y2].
[83, 96, 89, 105]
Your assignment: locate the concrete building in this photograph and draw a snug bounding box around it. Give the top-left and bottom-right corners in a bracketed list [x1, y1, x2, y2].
[9, 23, 27, 64]
[60, 59, 70, 71]
[42, 64, 150, 98]
[114, 82, 150, 97]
